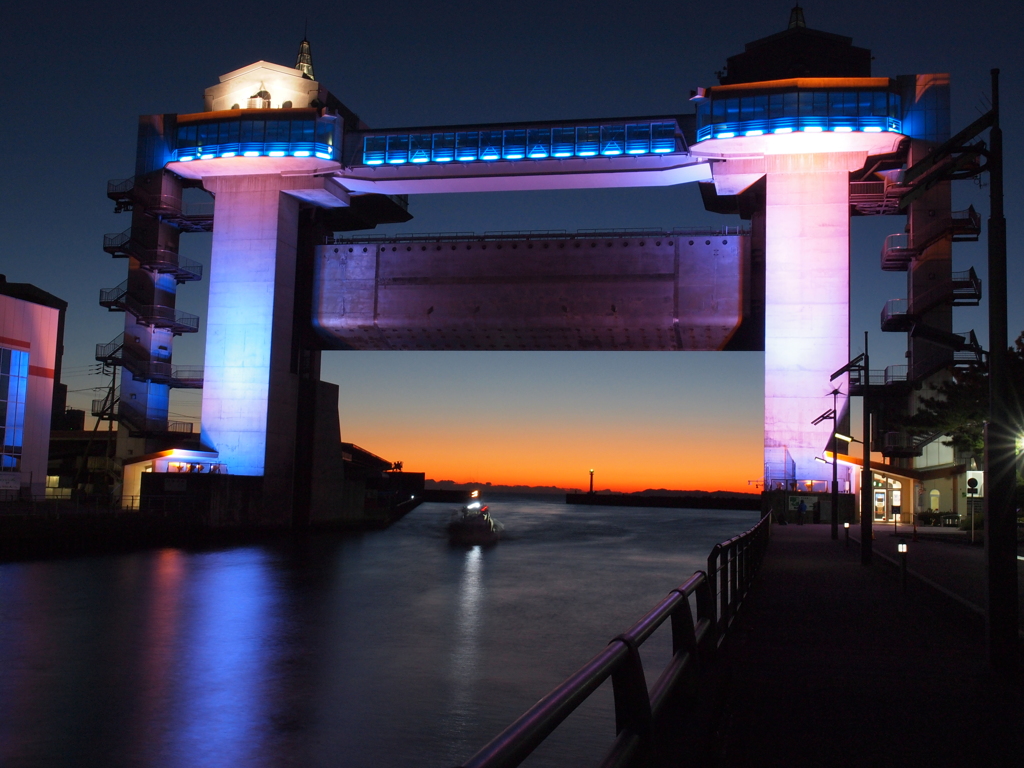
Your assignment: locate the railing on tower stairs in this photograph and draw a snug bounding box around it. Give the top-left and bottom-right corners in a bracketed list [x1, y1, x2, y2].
[106, 177, 214, 232]
[848, 365, 909, 397]
[95, 334, 124, 366]
[456, 512, 772, 768]
[849, 178, 912, 216]
[880, 207, 982, 271]
[101, 229, 203, 282]
[877, 429, 946, 459]
[880, 268, 982, 334]
[121, 294, 200, 335]
[116, 397, 194, 437]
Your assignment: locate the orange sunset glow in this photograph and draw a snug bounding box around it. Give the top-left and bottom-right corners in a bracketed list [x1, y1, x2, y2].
[330, 351, 765, 493]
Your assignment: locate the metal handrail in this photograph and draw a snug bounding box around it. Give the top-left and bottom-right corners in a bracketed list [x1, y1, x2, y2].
[107, 177, 135, 196]
[706, 511, 772, 638]
[881, 297, 908, 326]
[458, 511, 771, 768]
[884, 365, 908, 384]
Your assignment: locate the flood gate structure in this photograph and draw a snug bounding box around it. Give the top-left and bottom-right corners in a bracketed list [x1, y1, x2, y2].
[102, 11, 968, 525]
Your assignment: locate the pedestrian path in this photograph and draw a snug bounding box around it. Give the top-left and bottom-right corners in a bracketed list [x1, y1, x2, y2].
[856, 523, 1024, 625]
[711, 524, 1022, 768]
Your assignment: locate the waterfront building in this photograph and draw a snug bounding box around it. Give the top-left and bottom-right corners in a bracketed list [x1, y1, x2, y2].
[0, 276, 67, 499]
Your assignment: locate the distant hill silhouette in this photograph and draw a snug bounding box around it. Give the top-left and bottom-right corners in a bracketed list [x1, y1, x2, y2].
[425, 479, 758, 499]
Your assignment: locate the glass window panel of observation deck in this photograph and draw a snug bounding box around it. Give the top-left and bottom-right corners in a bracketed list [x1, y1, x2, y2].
[600, 125, 625, 155]
[265, 120, 289, 143]
[409, 134, 432, 163]
[197, 123, 214, 149]
[711, 98, 727, 126]
[829, 91, 858, 117]
[651, 122, 676, 152]
[177, 124, 198, 150]
[293, 120, 314, 144]
[888, 92, 901, 119]
[741, 95, 768, 122]
[480, 131, 503, 160]
[386, 135, 410, 164]
[502, 129, 526, 160]
[551, 127, 575, 157]
[364, 136, 386, 164]
[456, 131, 479, 161]
[625, 124, 650, 154]
[316, 120, 334, 149]
[432, 132, 455, 162]
[220, 120, 241, 145]
[575, 126, 600, 156]
[527, 128, 551, 158]
[241, 119, 265, 144]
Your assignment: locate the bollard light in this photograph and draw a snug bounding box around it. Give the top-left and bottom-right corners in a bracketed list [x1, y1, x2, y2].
[898, 539, 908, 591]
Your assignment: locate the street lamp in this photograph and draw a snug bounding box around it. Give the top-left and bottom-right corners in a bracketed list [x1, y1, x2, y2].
[589, 469, 594, 495]
[813, 387, 842, 540]
[898, 539, 908, 592]
[832, 340, 871, 565]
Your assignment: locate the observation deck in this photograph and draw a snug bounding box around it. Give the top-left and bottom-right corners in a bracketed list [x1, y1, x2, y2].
[692, 77, 902, 143]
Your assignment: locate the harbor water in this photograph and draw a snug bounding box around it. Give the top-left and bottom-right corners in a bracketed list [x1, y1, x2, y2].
[0, 496, 757, 767]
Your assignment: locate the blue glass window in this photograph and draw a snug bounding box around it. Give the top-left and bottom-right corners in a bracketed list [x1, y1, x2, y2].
[0, 347, 28, 473]
[527, 128, 551, 158]
[888, 92, 901, 119]
[241, 119, 265, 143]
[600, 125, 624, 155]
[364, 136, 386, 164]
[625, 124, 650, 154]
[502, 129, 526, 160]
[551, 127, 575, 157]
[651, 122, 677, 152]
[432, 132, 455, 162]
[456, 131, 479, 161]
[576, 126, 600, 156]
[480, 131, 502, 160]
[386, 135, 410, 164]
[409, 133, 432, 163]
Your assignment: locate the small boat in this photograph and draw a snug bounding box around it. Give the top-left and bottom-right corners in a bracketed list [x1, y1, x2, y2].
[447, 492, 503, 545]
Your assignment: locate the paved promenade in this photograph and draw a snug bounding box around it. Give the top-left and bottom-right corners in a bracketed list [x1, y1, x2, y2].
[711, 523, 1022, 768]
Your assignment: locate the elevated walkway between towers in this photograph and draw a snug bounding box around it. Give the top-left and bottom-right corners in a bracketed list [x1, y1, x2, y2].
[710, 524, 1022, 768]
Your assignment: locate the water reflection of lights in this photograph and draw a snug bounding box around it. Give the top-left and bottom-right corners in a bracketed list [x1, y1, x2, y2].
[447, 546, 484, 735]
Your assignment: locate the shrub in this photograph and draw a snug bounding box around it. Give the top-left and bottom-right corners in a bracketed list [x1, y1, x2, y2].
[960, 511, 984, 531]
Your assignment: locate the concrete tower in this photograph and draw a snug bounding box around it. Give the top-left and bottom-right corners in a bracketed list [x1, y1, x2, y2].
[691, 13, 905, 486]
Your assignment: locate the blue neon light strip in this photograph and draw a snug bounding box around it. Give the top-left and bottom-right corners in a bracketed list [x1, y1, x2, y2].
[360, 120, 681, 166]
[695, 88, 903, 143]
[172, 115, 336, 163]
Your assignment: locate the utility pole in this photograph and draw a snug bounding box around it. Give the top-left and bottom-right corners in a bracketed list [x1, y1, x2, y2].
[982, 69, 1017, 677]
[861, 333, 872, 564]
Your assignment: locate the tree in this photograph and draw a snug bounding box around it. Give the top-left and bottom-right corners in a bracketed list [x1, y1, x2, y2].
[905, 332, 1024, 466]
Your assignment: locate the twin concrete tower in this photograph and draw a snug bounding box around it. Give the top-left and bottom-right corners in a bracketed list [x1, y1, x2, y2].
[103, 13, 955, 523]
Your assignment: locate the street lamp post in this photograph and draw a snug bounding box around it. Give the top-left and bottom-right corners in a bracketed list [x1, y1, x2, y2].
[812, 388, 842, 540]
[829, 388, 840, 540]
[589, 469, 594, 495]
[831, 338, 871, 563]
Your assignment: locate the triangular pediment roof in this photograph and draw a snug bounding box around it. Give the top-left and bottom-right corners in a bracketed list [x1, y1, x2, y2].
[217, 60, 309, 84]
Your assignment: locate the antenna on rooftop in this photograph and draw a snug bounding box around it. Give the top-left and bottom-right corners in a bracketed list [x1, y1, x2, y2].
[295, 29, 314, 79]
[789, 4, 806, 29]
